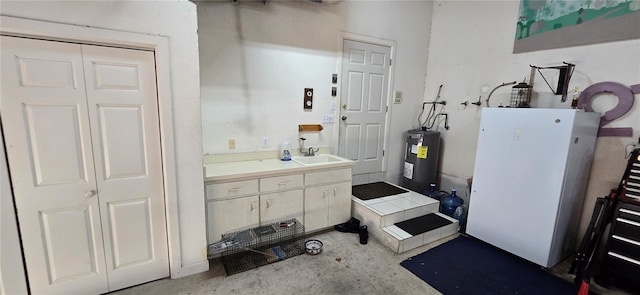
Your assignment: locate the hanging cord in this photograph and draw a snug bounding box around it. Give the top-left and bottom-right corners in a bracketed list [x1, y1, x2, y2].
[417, 103, 430, 128]
[419, 85, 443, 129]
[425, 103, 443, 129]
[423, 102, 437, 127]
[424, 86, 445, 129]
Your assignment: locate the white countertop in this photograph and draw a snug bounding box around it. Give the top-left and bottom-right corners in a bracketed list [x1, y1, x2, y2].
[204, 155, 354, 182]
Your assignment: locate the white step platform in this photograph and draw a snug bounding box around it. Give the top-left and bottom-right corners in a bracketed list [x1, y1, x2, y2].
[352, 183, 458, 253]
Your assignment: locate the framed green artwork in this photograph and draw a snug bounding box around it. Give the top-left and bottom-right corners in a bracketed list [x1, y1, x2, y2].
[514, 0, 640, 53]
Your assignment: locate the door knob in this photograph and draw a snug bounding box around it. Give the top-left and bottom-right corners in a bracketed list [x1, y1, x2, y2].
[84, 190, 97, 198]
[341, 116, 347, 121]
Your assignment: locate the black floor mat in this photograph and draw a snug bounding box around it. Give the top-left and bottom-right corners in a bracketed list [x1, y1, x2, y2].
[395, 213, 452, 236]
[352, 182, 408, 200]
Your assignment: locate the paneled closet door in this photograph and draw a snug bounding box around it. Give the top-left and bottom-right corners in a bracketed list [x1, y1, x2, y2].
[81, 44, 169, 290]
[0, 36, 109, 295]
[0, 36, 169, 294]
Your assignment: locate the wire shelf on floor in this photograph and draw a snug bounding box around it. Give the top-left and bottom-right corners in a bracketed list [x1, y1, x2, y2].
[219, 218, 305, 275]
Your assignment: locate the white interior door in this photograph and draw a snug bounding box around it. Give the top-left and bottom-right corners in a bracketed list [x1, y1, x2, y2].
[338, 39, 391, 176]
[82, 45, 169, 290]
[1, 36, 109, 295]
[1, 36, 168, 294]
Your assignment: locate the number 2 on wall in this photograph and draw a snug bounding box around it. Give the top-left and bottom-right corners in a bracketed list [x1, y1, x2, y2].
[577, 82, 640, 137]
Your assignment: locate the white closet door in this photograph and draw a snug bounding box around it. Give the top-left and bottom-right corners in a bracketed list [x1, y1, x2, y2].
[81, 45, 169, 290]
[0, 36, 109, 294]
[1, 36, 169, 294]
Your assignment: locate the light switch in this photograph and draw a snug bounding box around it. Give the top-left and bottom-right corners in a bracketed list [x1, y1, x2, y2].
[394, 90, 403, 104]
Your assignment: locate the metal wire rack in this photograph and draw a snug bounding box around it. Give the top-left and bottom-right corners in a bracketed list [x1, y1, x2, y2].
[215, 218, 306, 275]
[510, 82, 533, 108]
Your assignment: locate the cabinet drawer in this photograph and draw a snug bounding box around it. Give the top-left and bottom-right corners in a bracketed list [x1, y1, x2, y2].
[260, 174, 303, 193]
[305, 168, 352, 186]
[604, 252, 640, 279]
[609, 235, 640, 261]
[619, 206, 640, 224]
[613, 217, 640, 241]
[206, 179, 259, 200]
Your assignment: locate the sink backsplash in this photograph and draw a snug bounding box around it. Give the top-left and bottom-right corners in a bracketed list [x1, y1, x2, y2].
[203, 147, 332, 164]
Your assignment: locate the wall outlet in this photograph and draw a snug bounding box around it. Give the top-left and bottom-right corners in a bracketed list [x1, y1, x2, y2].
[262, 137, 269, 148]
[229, 139, 236, 150]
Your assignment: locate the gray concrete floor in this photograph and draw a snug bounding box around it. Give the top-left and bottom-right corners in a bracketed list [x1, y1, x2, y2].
[111, 231, 632, 295]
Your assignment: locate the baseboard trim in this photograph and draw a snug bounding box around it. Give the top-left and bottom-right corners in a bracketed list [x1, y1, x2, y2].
[171, 260, 209, 279]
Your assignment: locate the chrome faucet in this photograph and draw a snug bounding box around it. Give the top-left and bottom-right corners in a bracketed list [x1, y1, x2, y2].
[299, 137, 319, 156]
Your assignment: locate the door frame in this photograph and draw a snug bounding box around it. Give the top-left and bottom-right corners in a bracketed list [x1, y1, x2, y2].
[0, 16, 184, 280]
[335, 32, 396, 178]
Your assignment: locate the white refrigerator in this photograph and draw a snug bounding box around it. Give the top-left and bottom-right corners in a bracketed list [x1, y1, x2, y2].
[466, 108, 600, 268]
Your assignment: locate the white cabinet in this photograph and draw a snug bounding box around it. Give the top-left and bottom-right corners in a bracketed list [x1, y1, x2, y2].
[260, 190, 304, 224]
[205, 163, 353, 244]
[206, 174, 304, 243]
[259, 174, 304, 225]
[327, 182, 352, 227]
[304, 169, 352, 232]
[206, 179, 259, 242]
[207, 195, 259, 243]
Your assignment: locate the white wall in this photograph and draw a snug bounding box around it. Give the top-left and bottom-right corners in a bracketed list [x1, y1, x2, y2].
[198, 0, 433, 182]
[423, 0, 640, 237]
[0, 0, 207, 280]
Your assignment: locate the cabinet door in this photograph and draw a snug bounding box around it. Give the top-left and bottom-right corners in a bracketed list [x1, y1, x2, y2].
[260, 190, 303, 224]
[305, 181, 352, 232]
[327, 182, 352, 226]
[304, 186, 330, 232]
[207, 195, 259, 243]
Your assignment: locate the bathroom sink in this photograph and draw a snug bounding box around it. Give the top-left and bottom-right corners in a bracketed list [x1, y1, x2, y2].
[292, 154, 348, 166]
